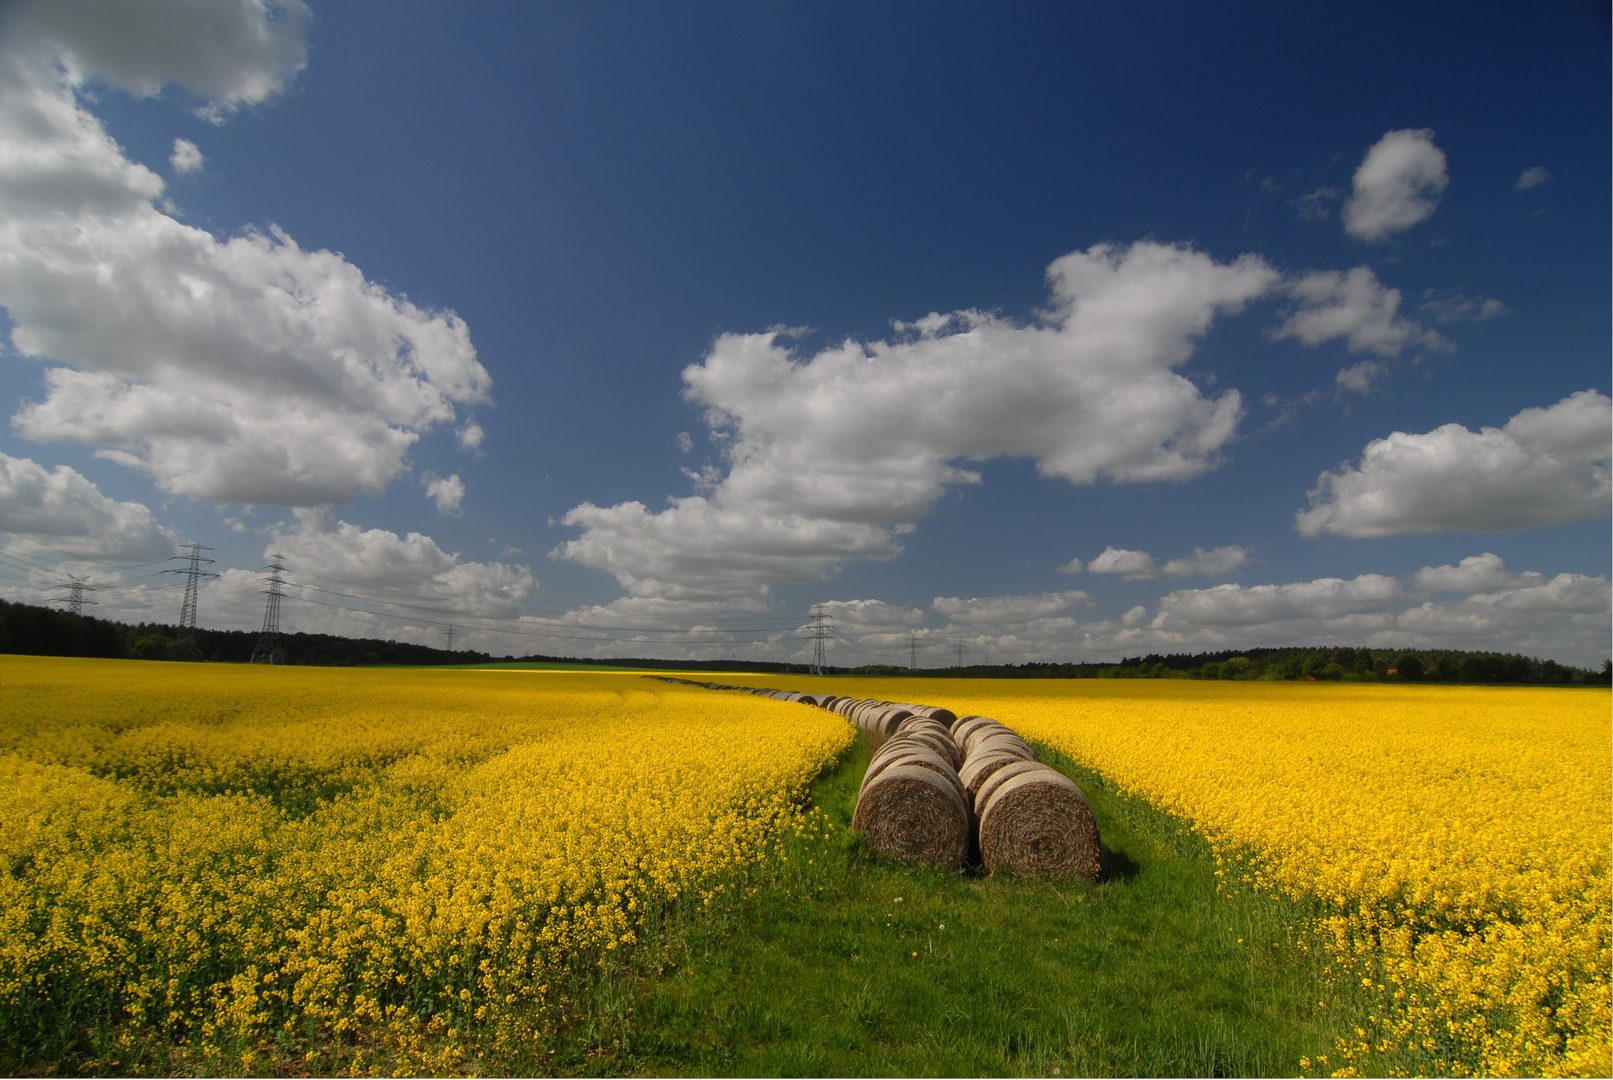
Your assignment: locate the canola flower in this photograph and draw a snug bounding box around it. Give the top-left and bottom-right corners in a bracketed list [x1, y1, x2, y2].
[0, 656, 851, 1072]
[805, 675, 1607, 1079]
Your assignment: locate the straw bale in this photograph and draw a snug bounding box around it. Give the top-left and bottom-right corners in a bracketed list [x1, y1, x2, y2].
[953, 716, 1001, 746]
[951, 713, 985, 737]
[959, 751, 1033, 802]
[895, 724, 961, 767]
[901, 732, 962, 768]
[914, 705, 959, 726]
[969, 732, 1037, 761]
[861, 747, 967, 806]
[849, 702, 879, 729]
[869, 733, 951, 768]
[896, 716, 953, 739]
[971, 759, 1049, 814]
[977, 769, 1101, 879]
[868, 733, 934, 763]
[852, 764, 970, 868]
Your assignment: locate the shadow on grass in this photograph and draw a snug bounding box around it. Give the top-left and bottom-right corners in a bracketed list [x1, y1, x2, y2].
[1099, 843, 1142, 883]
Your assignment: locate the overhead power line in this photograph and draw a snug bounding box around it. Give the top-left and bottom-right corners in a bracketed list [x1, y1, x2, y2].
[163, 543, 217, 660]
[251, 554, 287, 664]
[52, 575, 97, 616]
[803, 605, 832, 675]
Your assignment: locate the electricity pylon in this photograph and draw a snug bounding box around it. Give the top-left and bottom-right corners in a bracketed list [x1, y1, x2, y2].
[250, 554, 287, 664]
[164, 542, 216, 660]
[55, 575, 96, 616]
[907, 630, 923, 671]
[804, 606, 832, 675]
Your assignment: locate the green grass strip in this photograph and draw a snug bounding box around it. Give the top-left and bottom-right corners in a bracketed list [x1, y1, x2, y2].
[524, 732, 1358, 1077]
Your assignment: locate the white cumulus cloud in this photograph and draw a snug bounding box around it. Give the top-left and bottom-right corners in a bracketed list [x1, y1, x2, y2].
[931, 590, 1093, 624]
[556, 240, 1280, 601]
[1079, 543, 1253, 580]
[1336, 359, 1388, 395]
[1296, 390, 1612, 538]
[9, 0, 311, 120]
[1160, 545, 1255, 578]
[423, 472, 465, 515]
[0, 5, 492, 507]
[169, 137, 203, 173]
[0, 451, 176, 562]
[1420, 290, 1507, 324]
[1274, 267, 1448, 357]
[1515, 166, 1549, 191]
[1409, 552, 1545, 594]
[1146, 563, 1608, 666]
[1343, 128, 1449, 241]
[1156, 573, 1406, 628]
[271, 507, 534, 621]
[1085, 546, 1160, 580]
[917, 557, 1608, 668]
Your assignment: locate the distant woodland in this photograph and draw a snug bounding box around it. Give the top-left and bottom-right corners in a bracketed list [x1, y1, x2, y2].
[0, 599, 1605, 684]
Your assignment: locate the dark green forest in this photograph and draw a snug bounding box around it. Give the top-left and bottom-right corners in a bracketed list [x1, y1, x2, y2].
[0, 599, 1605, 684]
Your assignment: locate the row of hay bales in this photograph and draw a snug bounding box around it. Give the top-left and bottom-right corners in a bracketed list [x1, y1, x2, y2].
[644, 678, 1101, 879]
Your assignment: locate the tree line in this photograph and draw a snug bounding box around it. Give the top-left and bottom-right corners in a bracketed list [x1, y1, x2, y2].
[1, 599, 1606, 683]
[912, 645, 1609, 685]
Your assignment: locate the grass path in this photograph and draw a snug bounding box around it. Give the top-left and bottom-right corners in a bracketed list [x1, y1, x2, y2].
[530, 732, 1355, 1077]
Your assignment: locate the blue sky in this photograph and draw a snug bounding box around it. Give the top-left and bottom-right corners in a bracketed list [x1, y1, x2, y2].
[0, 0, 1608, 666]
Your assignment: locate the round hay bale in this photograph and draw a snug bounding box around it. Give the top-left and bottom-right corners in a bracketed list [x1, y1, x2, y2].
[967, 757, 1045, 809]
[950, 713, 988, 736]
[898, 723, 960, 761]
[895, 717, 955, 744]
[907, 706, 956, 726]
[959, 751, 1032, 801]
[867, 708, 910, 735]
[971, 759, 1050, 814]
[968, 732, 1037, 761]
[900, 732, 961, 768]
[869, 732, 954, 768]
[860, 747, 967, 806]
[868, 733, 934, 763]
[956, 717, 1007, 748]
[852, 765, 969, 868]
[978, 769, 1101, 879]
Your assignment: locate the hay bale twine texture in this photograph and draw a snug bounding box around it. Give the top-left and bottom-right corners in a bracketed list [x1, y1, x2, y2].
[863, 744, 968, 805]
[968, 732, 1038, 762]
[977, 767, 1101, 880]
[959, 751, 1032, 802]
[852, 764, 969, 868]
[970, 758, 1048, 812]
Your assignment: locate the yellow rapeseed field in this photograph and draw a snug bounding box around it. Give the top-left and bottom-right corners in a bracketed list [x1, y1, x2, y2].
[783, 675, 1609, 1078]
[0, 656, 851, 1072]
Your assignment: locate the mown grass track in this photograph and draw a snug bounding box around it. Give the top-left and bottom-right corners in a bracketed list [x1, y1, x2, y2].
[528, 731, 1356, 1077]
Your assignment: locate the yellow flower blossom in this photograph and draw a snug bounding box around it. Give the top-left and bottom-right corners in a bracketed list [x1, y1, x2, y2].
[0, 657, 849, 1067]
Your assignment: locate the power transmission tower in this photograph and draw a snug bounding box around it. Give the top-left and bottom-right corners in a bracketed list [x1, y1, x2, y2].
[907, 631, 922, 671]
[445, 622, 456, 652]
[54, 575, 97, 616]
[164, 542, 216, 660]
[955, 637, 965, 669]
[250, 554, 287, 664]
[804, 606, 832, 675]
